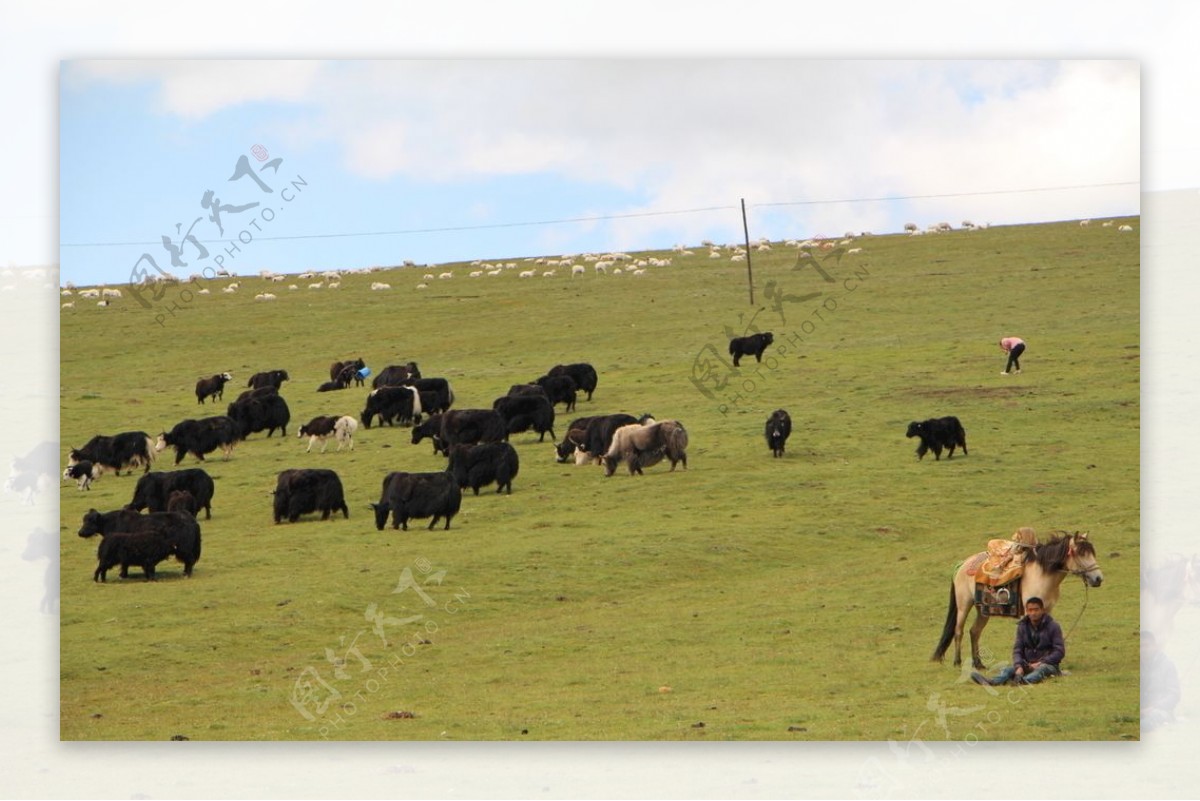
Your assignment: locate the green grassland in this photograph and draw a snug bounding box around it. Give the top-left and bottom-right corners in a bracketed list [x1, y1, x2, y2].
[59, 218, 1140, 740]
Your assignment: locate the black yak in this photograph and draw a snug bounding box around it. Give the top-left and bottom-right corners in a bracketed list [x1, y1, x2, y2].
[371, 471, 462, 531]
[728, 332, 774, 367]
[156, 417, 240, 464]
[195, 372, 234, 404]
[68, 431, 156, 476]
[765, 409, 792, 458]
[78, 507, 202, 578]
[547, 363, 598, 401]
[129, 468, 215, 519]
[93, 530, 176, 583]
[273, 469, 349, 523]
[446, 442, 520, 495]
[906, 416, 968, 461]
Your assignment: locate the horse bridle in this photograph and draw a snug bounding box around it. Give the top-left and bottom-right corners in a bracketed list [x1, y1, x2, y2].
[1061, 535, 1099, 578]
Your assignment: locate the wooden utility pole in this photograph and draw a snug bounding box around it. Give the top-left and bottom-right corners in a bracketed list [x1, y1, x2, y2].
[741, 198, 754, 305]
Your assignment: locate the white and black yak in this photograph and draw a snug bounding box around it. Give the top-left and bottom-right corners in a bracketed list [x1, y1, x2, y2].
[602, 418, 689, 476]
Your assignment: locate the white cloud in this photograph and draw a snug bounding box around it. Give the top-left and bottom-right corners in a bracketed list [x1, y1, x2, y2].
[64, 58, 1141, 248]
[66, 60, 324, 119]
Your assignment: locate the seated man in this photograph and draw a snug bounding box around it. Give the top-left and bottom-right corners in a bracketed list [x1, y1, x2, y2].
[1142, 630, 1181, 732]
[971, 597, 1064, 686]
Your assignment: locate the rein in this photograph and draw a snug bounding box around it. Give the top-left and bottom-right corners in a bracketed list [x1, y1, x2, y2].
[1052, 564, 1094, 642]
[1061, 581, 1089, 643]
[1049, 544, 1095, 642]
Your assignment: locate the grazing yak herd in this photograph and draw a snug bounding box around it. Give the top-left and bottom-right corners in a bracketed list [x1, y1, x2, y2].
[67, 332, 966, 584]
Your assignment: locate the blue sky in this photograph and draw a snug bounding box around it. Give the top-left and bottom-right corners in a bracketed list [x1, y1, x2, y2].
[58, 59, 1140, 287]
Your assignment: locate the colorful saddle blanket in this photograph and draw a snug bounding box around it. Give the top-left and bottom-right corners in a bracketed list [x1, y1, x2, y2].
[974, 580, 1022, 618]
[964, 540, 1027, 587]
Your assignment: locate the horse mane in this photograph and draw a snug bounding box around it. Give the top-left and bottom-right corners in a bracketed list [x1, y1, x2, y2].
[1031, 531, 1094, 572]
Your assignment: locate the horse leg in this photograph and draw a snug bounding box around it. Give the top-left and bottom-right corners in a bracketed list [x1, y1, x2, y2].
[953, 602, 969, 666]
[969, 613, 989, 670]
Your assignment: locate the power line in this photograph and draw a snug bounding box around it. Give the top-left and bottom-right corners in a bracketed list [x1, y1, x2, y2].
[59, 180, 1137, 249]
[60, 204, 740, 248]
[749, 181, 1138, 209]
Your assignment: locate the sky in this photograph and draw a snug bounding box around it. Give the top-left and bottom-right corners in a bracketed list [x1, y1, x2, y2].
[56, 59, 1141, 286]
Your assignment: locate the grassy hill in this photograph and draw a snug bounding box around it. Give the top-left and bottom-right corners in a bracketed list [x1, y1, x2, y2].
[59, 218, 1140, 740]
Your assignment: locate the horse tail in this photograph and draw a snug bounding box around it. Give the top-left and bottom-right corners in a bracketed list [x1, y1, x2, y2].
[931, 579, 958, 662]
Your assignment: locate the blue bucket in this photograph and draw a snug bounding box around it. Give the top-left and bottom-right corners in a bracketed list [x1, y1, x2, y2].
[357, 366, 371, 379]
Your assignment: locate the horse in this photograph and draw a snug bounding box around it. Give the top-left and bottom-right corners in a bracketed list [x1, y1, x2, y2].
[932, 532, 1104, 669]
[21, 527, 58, 614]
[1141, 552, 1200, 647]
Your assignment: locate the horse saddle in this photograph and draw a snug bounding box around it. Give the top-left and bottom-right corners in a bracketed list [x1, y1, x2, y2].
[965, 540, 1027, 587]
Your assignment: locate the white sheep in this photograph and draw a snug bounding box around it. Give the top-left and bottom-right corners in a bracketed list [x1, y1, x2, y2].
[594, 262, 610, 274]
[254, 293, 277, 301]
[571, 265, 585, 277]
[371, 282, 392, 290]
[222, 286, 237, 294]
[542, 270, 556, 278]
[846, 248, 863, 255]
[416, 283, 428, 290]
[731, 254, 746, 262]
[519, 270, 536, 278]
[61, 301, 74, 308]
[197, 288, 211, 295]
[61, 289, 73, 296]
[469, 271, 483, 278]
[423, 273, 435, 280]
[308, 282, 323, 290]
[1118, 224, 1133, 232]
[438, 272, 453, 280]
[327, 282, 341, 289]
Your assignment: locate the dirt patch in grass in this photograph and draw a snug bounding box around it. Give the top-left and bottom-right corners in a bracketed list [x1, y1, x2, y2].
[907, 386, 1027, 399]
